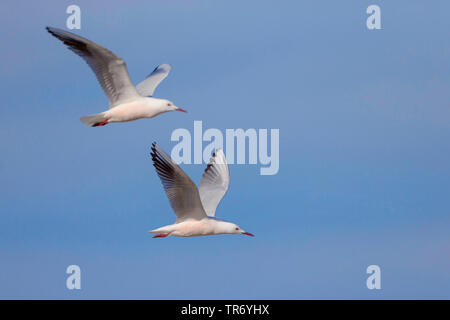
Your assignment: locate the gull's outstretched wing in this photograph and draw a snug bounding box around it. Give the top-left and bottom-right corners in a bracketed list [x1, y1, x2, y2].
[46, 26, 140, 108]
[151, 143, 207, 222]
[198, 149, 230, 217]
[136, 64, 171, 97]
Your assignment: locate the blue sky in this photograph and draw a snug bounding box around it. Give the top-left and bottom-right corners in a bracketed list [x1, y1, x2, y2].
[0, 0, 449, 299]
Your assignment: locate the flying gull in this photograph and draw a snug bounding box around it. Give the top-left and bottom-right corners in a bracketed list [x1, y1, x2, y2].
[46, 27, 186, 127]
[149, 143, 254, 238]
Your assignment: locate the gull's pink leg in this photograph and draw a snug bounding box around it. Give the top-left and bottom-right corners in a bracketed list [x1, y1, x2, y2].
[92, 119, 109, 127]
[152, 233, 170, 238]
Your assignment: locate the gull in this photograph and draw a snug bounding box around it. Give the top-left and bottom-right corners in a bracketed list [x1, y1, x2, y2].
[149, 143, 254, 238]
[46, 27, 186, 127]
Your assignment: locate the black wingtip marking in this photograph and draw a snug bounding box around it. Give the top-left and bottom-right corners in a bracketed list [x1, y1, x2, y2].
[46, 27, 54, 36]
[46, 26, 58, 36]
[204, 163, 213, 174]
[150, 148, 157, 160]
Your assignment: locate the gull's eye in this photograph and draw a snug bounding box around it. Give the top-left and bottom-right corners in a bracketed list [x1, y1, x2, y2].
[235, 227, 239, 230]
[168, 103, 172, 106]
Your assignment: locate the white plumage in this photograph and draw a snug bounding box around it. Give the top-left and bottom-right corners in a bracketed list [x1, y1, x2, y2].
[46, 27, 186, 127]
[149, 143, 254, 238]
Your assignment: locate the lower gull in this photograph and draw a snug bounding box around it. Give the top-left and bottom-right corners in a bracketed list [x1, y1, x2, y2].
[149, 143, 254, 238]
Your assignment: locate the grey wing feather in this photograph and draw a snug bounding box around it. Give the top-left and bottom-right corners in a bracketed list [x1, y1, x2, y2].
[151, 143, 207, 222]
[136, 64, 171, 97]
[46, 26, 140, 108]
[198, 149, 230, 217]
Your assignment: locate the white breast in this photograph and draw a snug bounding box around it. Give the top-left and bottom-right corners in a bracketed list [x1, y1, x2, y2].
[106, 98, 162, 122]
[171, 219, 216, 237]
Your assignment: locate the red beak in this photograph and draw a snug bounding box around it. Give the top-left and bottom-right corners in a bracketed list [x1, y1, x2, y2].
[242, 232, 254, 237]
[176, 108, 187, 113]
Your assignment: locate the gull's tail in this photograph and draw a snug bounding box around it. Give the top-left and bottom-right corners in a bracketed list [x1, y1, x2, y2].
[80, 112, 108, 127]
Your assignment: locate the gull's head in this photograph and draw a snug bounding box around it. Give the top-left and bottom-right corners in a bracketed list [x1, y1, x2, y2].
[218, 221, 254, 237]
[163, 99, 187, 113]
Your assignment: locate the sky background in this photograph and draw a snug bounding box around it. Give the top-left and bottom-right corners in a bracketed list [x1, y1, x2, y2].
[1, 0, 449, 299]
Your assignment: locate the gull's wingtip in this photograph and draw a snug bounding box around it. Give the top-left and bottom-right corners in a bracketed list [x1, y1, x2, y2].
[46, 26, 60, 38]
[148, 64, 172, 77]
[210, 148, 227, 165]
[160, 63, 172, 71]
[46, 26, 69, 38]
[150, 142, 159, 159]
[155, 63, 171, 71]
